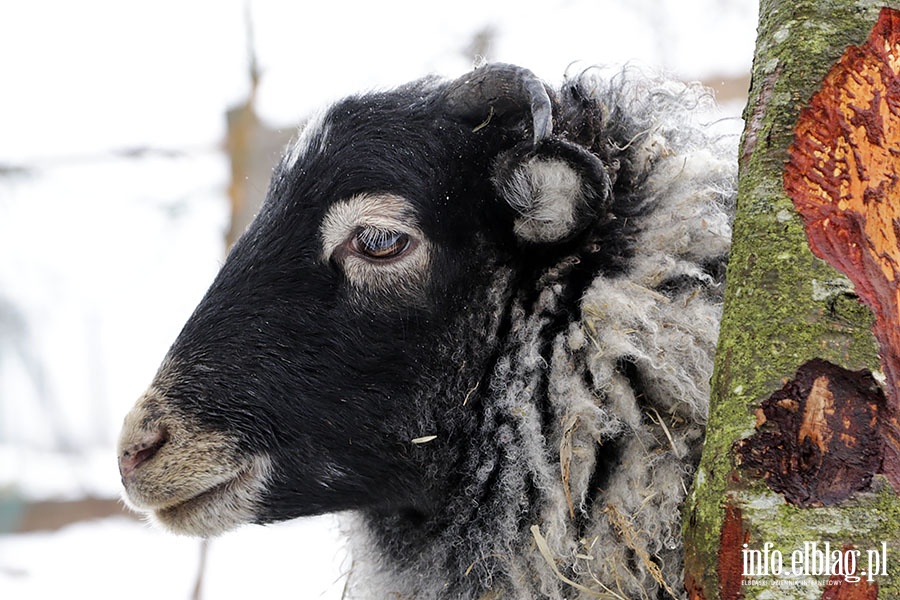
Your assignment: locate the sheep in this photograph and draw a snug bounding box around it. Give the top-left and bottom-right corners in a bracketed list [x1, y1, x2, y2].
[117, 63, 735, 599]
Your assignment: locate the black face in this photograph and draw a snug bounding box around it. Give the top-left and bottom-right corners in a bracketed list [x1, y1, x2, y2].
[164, 87, 518, 520]
[117, 64, 620, 535]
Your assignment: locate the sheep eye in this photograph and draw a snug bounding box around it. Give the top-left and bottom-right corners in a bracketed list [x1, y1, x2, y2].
[350, 228, 411, 260]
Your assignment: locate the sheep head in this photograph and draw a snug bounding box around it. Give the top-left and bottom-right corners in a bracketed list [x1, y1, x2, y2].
[117, 64, 622, 537]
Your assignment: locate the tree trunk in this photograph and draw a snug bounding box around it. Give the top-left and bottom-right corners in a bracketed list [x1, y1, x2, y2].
[684, 2, 900, 598]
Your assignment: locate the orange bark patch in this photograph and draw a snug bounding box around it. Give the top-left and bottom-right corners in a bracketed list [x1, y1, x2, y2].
[798, 376, 836, 453]
[821, 582, 878, 600]
[785, 7, 900, 407]
[684, 572, 707, 600]
[718, 500, 748, 600]
[821, 547, 879, 600]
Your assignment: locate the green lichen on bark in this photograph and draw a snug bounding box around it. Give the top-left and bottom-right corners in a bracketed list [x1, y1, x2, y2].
[684, 1, 900, 597]
[736, 483, 900, 598]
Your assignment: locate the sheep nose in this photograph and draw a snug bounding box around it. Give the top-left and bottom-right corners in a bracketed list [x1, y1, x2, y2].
[118, 428, 168, 480]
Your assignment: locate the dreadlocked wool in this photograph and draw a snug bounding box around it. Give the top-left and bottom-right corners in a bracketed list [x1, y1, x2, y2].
[343, 69, 735, 599]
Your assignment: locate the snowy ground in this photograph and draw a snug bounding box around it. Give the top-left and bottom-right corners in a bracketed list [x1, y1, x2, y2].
[1, 515, 349, 599]
[0, 0, 757, 598]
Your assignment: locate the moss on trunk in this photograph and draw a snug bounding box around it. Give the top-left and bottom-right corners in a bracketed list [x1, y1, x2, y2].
[684, 2, 900, 598]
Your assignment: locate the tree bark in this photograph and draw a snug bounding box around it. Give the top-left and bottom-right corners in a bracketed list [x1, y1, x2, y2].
[684, 2, 900, 599]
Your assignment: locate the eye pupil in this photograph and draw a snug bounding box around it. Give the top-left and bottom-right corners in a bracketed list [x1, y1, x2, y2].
[352, 228, 410, 259]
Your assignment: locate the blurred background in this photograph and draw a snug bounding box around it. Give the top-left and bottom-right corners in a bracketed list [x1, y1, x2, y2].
[0, 0, 757, 597]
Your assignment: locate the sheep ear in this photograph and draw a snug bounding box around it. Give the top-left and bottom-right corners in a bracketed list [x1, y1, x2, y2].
[443, 63, 613, 243]
[492, 139, 613, 244]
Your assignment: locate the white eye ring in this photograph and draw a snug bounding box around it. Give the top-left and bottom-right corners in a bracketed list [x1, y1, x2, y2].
[350, 228, 413, 261]
[320, 193, 431, 295]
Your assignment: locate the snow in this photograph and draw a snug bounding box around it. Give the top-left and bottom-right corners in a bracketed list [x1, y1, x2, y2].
[0, 0, 758, 598]
[1, 516, 348, 599]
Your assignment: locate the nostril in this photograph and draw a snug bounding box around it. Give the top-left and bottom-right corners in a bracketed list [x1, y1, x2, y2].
[119, 428, 168, 480]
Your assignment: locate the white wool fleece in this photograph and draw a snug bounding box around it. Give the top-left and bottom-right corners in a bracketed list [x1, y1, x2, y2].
[345, 68, 736, 600]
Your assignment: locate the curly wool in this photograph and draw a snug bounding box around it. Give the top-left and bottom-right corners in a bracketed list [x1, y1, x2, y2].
[345, 69, 736, 600]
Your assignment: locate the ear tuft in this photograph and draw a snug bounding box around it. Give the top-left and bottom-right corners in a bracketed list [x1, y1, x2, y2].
[493, 140, 613, 244]
[501, 158, 584, 243]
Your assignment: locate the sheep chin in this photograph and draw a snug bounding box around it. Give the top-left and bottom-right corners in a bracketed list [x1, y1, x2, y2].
[146, 454, 273, 537]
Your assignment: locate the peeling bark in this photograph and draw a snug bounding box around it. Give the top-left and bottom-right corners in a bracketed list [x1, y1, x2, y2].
[785, 7, 900, 489]
[718, 501, 749, 600]
[735, 359, 886, 507]
[821, 550, 879, 600]
[684, 2, 900, 599]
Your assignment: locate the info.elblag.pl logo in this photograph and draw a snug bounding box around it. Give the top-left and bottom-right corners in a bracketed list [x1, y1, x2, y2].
[742, 541, 888, 584]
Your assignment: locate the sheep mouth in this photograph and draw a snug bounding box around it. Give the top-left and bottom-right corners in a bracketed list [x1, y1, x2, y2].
[156, 467, 250, 511]
[148, 455, 273, 537]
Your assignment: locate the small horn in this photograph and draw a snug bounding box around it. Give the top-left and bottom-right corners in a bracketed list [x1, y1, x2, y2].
[444, 63, 552, 146]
